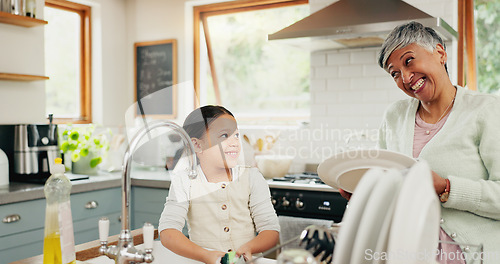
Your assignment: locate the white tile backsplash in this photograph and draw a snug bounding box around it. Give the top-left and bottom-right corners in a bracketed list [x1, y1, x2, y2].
[327, 52, 350, 65]
[314, 65, 339, 79]
[350, 50, 377, 64]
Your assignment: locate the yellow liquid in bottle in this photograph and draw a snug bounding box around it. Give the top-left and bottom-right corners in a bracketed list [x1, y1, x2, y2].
[43, 232, 76, 264]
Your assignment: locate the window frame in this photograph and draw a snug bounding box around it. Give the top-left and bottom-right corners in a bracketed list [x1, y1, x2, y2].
[457, 0, 477, 90]
[45, 0, 92, 123]
[192, 0, 309, 108]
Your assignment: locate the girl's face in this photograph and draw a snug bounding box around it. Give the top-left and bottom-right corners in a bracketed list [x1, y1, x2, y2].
[385, 43, 448, 103]
[193, 114, 241, 169]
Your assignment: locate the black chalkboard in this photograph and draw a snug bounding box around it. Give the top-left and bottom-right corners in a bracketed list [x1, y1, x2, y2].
[134, 39, 177, 118]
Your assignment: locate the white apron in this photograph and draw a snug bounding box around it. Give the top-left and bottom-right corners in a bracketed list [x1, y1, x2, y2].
[187, 167, 256, 252]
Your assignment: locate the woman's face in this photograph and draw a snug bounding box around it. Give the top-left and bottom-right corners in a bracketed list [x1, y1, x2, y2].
[385, 43, 448, 103]
[194, 114, 241, 169]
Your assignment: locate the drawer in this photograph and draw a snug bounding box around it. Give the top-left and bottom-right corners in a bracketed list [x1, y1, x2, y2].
[0, 198, 45, 237]
[0, 227, 44, 263]
[71, 188, 121, 221]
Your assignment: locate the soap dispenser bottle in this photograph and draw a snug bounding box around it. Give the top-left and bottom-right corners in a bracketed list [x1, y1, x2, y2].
[43, 158, 76, 264]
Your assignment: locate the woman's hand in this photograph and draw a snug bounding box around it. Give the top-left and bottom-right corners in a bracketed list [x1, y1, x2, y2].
[202, 250, 226, 264]
[339, 188, 352, 200]
[431, 170, 447, 195]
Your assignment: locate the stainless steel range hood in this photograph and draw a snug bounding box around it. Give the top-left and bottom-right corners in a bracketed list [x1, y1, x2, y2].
[268, 0, 458, 51]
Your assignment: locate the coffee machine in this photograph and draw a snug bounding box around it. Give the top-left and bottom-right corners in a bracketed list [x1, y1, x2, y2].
[0, 115, 60, 183]
[13, 122, 59, 183]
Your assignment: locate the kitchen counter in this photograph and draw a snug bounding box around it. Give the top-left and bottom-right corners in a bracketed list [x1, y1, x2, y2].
[1, 168, 337, 205]
[0, 168, 172, 205]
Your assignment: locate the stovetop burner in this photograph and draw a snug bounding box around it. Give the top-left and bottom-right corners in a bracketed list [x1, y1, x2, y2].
[272, 172, 325, 185]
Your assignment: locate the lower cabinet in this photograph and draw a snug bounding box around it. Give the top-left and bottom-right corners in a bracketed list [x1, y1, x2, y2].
[131, 186, 189, 237]
[70, 188, 122, 244]
[0, 198, 45, 264]
[131, 186, 169, 230]
[0, 187, 121, 263]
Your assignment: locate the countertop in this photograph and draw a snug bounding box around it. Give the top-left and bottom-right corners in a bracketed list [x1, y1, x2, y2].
[0, 168, 172, 205]
[1, 168, 337, 205]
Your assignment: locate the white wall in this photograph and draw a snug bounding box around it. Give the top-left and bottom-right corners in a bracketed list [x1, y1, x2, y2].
[0, 3, 46, 124]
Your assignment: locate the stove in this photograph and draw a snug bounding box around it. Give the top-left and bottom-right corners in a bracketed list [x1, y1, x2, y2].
[268, 173, 348, 221]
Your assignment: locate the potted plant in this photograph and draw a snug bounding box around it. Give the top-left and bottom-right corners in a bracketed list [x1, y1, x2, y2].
[59, 124, 111, 175]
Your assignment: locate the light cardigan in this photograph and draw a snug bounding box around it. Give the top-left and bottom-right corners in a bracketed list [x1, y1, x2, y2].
[378, 86, 500, 262]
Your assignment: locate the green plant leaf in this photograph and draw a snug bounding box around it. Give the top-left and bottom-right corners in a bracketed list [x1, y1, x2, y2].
[90, 157, 102, 168]
[60, 141, 69, 152]
[68, 142, 78, 151]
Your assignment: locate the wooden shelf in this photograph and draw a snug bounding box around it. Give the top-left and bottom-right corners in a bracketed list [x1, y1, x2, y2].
[0, 11, 47, 27]
[0, 73, 49, 81]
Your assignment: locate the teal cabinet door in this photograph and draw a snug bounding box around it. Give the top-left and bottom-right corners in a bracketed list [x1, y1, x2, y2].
[131, 187, 169, 230]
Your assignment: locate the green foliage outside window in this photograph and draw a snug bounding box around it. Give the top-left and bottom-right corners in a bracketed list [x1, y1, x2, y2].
[204, 4, 310, 122]
[475, 0, 500, 94]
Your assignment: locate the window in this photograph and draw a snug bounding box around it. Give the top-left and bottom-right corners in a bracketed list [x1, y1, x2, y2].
[44, 0, 91, 123]
[194, 0, 309, 125]
[459, 0, 500, 94]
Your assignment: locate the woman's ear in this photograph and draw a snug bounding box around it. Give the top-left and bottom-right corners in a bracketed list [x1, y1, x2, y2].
[435, 43, 447, 65]
[191, 138, 203, 153]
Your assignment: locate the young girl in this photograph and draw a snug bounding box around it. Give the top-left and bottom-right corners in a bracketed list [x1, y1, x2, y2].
[158, 105, 280, 264]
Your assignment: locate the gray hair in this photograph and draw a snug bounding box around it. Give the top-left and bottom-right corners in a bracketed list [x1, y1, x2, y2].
[378, 21, 446, 70]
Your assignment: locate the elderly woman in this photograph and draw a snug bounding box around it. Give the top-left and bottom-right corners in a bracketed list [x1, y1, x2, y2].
[377, 21, 500, 263]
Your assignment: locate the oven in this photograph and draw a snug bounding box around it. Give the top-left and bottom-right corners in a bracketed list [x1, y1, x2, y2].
[269, 173, 348, 222]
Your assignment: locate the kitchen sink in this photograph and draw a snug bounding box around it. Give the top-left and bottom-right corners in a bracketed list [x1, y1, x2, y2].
[80, 241, 275, 264]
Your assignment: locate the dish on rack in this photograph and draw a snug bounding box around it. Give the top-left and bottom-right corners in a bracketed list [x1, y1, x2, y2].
[332, 168, 385, 264]
[350, 168, 403, 264]
[317, 149, 416, 192]
[386, 161, 440, 264]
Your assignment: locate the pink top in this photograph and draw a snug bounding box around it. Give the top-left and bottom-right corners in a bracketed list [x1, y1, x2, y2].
[413, 111, 449, 158]
[414, 110, 465, 264]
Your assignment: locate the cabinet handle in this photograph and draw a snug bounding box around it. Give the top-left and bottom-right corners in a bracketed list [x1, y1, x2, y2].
[85, 201, 99, 209]
[3, 214, 21, 223]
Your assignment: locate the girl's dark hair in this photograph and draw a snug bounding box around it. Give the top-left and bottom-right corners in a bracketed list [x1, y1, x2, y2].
[169, 105, 234, 170]
[182, 105, 234, 139]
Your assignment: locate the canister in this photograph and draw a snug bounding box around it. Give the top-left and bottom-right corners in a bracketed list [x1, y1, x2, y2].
[1, 0, 11, 13]
[10, 0, 23, 15]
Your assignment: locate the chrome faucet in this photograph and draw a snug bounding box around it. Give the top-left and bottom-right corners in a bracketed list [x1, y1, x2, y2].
[98, 120, 198, 264]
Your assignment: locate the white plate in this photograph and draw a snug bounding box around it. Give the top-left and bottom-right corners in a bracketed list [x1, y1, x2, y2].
[386, 161, 440, 264]
[350, 169, 403, 264]
[332, 168, 385, 264]
[317, 149, 416, 193]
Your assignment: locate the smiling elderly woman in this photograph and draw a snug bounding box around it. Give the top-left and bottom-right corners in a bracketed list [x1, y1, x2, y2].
[377, 21, 500, 264]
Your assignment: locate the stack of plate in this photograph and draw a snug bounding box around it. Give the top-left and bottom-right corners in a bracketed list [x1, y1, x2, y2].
[317, 149, 441, 264]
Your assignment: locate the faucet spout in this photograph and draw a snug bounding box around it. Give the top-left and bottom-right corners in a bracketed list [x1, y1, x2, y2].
[99, 120, 197, 264]
[122, 120, 197, 231]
